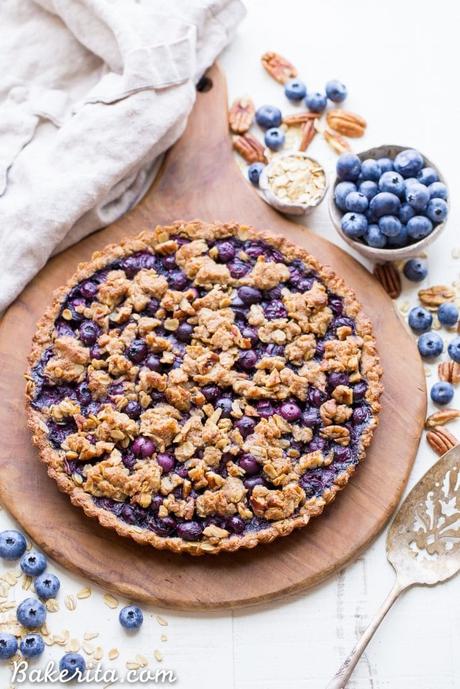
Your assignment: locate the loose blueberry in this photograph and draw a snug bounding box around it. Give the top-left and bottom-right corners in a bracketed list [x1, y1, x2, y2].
[359, 180, 378, 201]
[126, 339, 148, 363]
[341, 212, 368, 239]
[157, 453, 176, 473]
[235, 416, 256, 438]
[20, 550, 47, 577]
[16, 598, 46, 629]
[360, 159, 381, 182]
[379, 171, 404, 197]
[431, 381, 454, 406]
[369, 192, 401, 219]
[284, 79, 307, 101]
[325, 79, 347, 103]
[264, 127, 285, 151]
[176, 521, 203, 541]
[417, 331, 444, 358]
[386, 223, 409, 248]
[0, 633, 18, 659]
[426, 198, 448, 223]
[305, 91, 327, 112]
[334, 181, 357, 210]
[279, 401, 302, 421]
[34, 572, 60, 600]
[408, 307, 433, 333]
[393, 149, 424, 178]
[0, 530, 27, 560]
[399, 202, 416, 224]
[238, 286, 262, 305]
[345, 191, 368, 213]
[428, 181, 448, 200]
[407, 215, 433, 240]
[239, 454, 260, 475]
[417, 167, 438, 186]
[364, 224, 387, 248]
[405, 182, 429, 211]
[448, 336, 460, 362]
[119, 605, 143, 630]
[132, 436, 155, 458]
[378, 215, 402, 238]
[247, 163, 265, 187]
[20, 633, 45, 658]
[438, 303, 459, 327]
[377, 157, 394, 173]
[403, 259, 428, 282]
[336, 153, 361, 182]
[59, 652, 86, 680]
[255, 105, 282, 130]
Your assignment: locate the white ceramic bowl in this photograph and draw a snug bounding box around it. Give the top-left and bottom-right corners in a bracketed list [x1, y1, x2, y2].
[328, 144, 448, 261]
[259, 151, 328, 216]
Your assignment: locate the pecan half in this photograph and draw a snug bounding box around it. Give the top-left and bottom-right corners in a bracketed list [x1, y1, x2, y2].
[326, 110, 367, 137]
[426, 425, 459, 455]
[373, 263, 401, 299]
[418, 285, 455, 309]
[425, 408, 460, 428]
[232, 134, 266, 164]
[438, 361, 460, 384]
[261, 51, 297, 84]
[228, 97, 255, 134]
[298, 120, 316, 152]
[322, 129, 351, 154]
[283, 112, 320, 126]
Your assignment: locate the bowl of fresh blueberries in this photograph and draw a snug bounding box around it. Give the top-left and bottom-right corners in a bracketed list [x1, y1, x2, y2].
[328, 145, 448, 261]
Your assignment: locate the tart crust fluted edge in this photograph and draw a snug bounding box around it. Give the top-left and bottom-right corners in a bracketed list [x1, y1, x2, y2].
[26, 220, 383, 556]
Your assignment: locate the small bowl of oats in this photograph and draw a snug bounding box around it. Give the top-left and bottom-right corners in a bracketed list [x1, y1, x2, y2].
[258, 151, 327, 216]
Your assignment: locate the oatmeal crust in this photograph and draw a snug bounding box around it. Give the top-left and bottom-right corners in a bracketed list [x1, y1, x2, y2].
[26, 221, 383, 555]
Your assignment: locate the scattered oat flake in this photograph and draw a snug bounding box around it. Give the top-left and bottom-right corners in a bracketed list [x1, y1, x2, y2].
[44, 635, 55, 646]
[154, 650, 163, 662]
[3, 572, 17, 586]
[104, 593, 119, 609]
[398, 301, 410, 314]
[65, 595, 77, 611]
[424, 366, 432, 377]
[83, 641, 95, 655]
[108, 648, 119, 661]
[156, 615, 168, 626]
[22, 575, 32, 591]
[84, 631, 99, 641]
[160, 634, 168, 642]
[452, 247, 460, 259]
[77, 587, 92, 599]
[126, 662, 141, 671]
[93, 646, 104, 661]
[46, 599, 59, 612]
[69, 639, 81, 652]
[136, 654, 149, 667]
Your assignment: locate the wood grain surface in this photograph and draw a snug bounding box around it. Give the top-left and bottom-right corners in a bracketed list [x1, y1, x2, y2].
[0, 64, 427, 609]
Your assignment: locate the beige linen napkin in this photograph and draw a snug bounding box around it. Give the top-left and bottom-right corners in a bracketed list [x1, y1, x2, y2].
[0, 0, 245, 311]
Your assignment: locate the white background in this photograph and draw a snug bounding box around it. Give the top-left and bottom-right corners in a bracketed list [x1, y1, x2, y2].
[1, 0, 460, 687]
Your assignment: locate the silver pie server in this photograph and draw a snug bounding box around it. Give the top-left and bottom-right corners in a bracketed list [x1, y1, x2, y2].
[326, 444, 460, 688]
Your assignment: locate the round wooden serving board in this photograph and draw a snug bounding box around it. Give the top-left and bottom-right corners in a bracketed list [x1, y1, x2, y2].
[0, 65, 426, 609]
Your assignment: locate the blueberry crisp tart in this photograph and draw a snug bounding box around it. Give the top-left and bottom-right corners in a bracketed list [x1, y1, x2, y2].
[26, 221, 382, 555]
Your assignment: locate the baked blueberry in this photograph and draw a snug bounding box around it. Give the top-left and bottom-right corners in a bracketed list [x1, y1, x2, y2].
[157, 453, 176, 473]
[378, 215, 402, 238]
[16, 598, 46, 629]
[379, 171, 404, 197]
[247, 163, 265, 187]
[369, 192, 401, 219]
[417, 167, 438, 185]
[255, 105, 282, 130]
[341, 212, 367, 238]
[393, 149, 424, 178]
[176, 522, 203, 541]
[438, 303, 458, 327]
[119, 605, 143, 630]
[238, 286, 262, 305]
[279, 401, 302, 421]
[430, 381, 454, 405]
[334, 181, 357, 210]
[176, 322, 193, 343]
[0, 530, 27, 560]
[284, 79, 307, 101]
[305, 92, 327, 112]
[364, 224, 387, 248]
[239, 454, 260, 475]
[132, 436, 155, 458]
[426, 198, 448, 223]
[345, 191, 368, 213]
[360, 159, 381, 182]
[264, 127, 285, 151]
[0, 633, 18, 659]
[336, 153, 361, 181]
[20, 550, 47, 577]
[235, 416, 256, 438]
[126, 339, 148, 363]
[428, 182, 448, 200]
[407, 216, 433, 240]
[448, 336, 460, 362]
[403, 259, 428, 282]
[59, 653, 86, 680]
[20, 633, 45, 658]
[325, 79, 347, 102]
[34, 572, 60, 600]
[417, 331, 444, 358]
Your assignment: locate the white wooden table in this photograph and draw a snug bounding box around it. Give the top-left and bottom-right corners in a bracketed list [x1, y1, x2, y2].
[1, 0, 459, 686]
